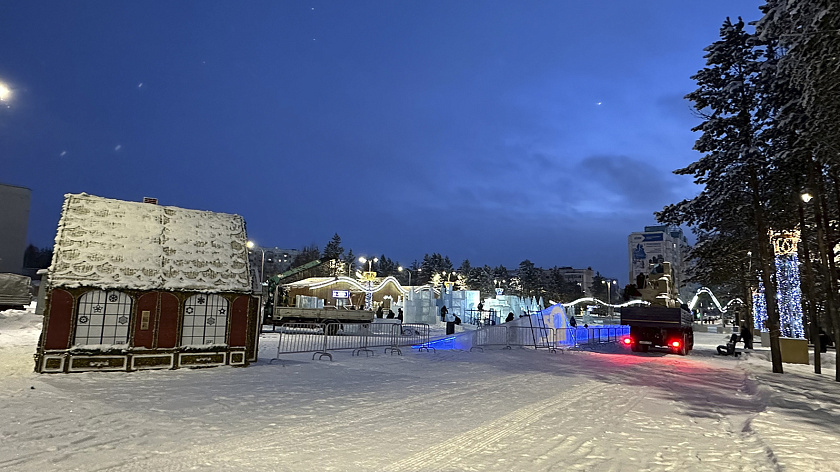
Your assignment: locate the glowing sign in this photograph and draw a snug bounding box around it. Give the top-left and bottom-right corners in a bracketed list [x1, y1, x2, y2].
[332, 290, 350, 299]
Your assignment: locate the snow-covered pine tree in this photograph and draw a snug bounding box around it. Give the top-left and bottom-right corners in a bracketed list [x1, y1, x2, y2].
[657, 17, 785, 373]
[757, 0, 840, 380]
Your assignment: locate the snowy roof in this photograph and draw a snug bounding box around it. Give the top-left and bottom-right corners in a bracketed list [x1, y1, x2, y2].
[49, 193, 252, 293]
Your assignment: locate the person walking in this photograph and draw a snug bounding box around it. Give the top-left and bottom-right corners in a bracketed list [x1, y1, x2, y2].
[397, 308, 404, 323]
[440, 305, 448, 323]
[376, 305, 384, 318]
[505, 312, 514, 323]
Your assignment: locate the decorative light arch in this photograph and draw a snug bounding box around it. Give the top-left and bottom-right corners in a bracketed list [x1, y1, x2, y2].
[687, 287, 745, 313]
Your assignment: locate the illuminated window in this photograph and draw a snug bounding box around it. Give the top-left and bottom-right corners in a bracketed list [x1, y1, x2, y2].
[181, 294, 229, 345]
[74, 290, 133, 345]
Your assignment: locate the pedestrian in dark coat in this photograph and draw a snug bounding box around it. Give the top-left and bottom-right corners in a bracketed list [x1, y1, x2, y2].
[397, 308, 404, 322]
[819, 328, 833, 353]
[740, 323, 754, 349]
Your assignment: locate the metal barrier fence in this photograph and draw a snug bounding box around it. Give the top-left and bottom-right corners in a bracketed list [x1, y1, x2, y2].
[470, 325, 557, 352]
[268, 323, 628, 362]
[270, 322, 432, 362]
[470, 325, 630, 352]
[555, 326, 630, 349]
[464, 309, 500, 326]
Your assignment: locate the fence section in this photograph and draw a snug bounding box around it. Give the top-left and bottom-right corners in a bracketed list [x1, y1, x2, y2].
[554, 325, 629, 350]
[270, 322, 432, 362]
[271, 323, 330, 362]
[269, 322, 628, 362]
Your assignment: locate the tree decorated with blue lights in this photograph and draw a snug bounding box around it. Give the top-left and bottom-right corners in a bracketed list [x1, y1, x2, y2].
[754, 231, 805, 338]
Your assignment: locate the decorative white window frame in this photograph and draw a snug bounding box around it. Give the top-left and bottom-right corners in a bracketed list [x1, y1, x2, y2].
[181, 294, 229, 346]
[73, 290, 133, 346]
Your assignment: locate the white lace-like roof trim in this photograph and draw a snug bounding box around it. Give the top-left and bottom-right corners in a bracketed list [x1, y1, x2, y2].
[49, 193, 252, 293]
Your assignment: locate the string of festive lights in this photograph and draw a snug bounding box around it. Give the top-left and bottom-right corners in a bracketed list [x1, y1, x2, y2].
[776, 254, 805, 338]
[687, 287, 744, 313]
[753, 282, 767, 332]
[751, 254, 805, 338]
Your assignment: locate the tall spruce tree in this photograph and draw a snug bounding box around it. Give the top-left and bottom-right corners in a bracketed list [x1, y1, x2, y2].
[658, 17, 785, 373]
[322, 233, 344, 277]
[758, 0, 840, 380]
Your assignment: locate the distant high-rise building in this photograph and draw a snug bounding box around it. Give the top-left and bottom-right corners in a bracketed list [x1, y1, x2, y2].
[555, 267, 594, 296]
[0, 183, 31, 274]
[628, 225, 691, 300]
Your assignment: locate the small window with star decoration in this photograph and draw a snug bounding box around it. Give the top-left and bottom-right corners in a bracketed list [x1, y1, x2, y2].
[181, 294, 229, 345]
[74, 290, 133, 346]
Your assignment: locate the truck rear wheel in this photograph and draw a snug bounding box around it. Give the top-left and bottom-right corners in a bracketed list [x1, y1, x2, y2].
[678, 334, 688, 356]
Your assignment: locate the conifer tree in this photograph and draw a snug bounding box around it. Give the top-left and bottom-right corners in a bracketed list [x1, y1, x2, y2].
[322, 233, 344, 277]
[658, 17, 785, 372]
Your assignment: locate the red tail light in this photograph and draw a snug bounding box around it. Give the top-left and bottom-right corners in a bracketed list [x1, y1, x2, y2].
[671, 340, 681, 348]
[623, 337, 632, 345]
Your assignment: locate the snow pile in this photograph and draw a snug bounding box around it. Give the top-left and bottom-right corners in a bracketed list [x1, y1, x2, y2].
[50, 193, 251, 293]
[0, 303, 41, 377]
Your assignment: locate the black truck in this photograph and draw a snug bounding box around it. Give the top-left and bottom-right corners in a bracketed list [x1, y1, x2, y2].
[620, 305, 694, 355]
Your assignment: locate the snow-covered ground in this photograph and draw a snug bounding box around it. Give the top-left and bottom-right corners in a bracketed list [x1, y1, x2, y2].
[2, 304, 839, 471]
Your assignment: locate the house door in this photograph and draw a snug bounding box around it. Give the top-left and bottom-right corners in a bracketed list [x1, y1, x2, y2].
[134, 292, 180, 348]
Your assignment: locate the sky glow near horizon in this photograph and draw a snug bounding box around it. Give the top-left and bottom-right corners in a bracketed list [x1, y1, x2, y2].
[0, 0, 762, 283]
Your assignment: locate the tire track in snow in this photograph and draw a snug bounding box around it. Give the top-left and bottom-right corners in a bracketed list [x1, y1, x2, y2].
[385, 380, 608, 472]
[94, 369, 554, 472]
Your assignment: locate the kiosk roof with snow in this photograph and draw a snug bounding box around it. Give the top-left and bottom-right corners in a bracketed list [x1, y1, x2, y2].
[50, 193, 252, 293]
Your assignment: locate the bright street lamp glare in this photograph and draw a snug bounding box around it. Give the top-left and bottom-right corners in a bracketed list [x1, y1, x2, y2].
[246, 241, 255, 249]
[801, 192, 813, 203]
[359, 257, 366, 263]
[0, 83, 10, 101]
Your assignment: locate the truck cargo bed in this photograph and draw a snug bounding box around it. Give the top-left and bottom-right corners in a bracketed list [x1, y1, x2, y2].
[620, 306, 693, 328]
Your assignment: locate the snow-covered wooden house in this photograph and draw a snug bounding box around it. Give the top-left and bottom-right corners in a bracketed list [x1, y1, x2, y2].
[35, 193, 259, 373]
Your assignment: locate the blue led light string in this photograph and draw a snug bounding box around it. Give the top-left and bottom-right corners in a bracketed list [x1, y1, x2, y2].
[753, 282, 767, 332]
[776, 253, 805, 338]
[751, 254, 805, 338]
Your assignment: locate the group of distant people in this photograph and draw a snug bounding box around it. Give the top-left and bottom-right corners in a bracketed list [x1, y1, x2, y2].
[718, 323, 835, 355]
[374, 305, 403, 322]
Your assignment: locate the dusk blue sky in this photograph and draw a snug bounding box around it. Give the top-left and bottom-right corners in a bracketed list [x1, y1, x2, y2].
[0, 1, 762, 284]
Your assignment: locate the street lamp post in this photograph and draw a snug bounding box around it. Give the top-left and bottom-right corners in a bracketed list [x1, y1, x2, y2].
[398, 266, 413, 301]
[247, 240, 266, 320]
[799, 190, 822, 373]
[246, 241, 265, 289]
[398, 266, 412, 287]
[602, 279, 614, 319]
